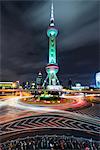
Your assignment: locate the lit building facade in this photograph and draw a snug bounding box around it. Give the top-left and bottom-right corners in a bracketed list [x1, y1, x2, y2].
[0, 81, 19, 89]
[43, 2, 62, 91]
[36, 72, 43, 89]
[96, 72, 100, 88]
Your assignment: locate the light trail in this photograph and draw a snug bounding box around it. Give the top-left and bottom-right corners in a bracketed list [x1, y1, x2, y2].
[0, 95, 99, 127]
[0, 93, 91, 112]
[0, 94, 84, 112]
[0, 96, 63, 113]
[0, 93, 99, 116]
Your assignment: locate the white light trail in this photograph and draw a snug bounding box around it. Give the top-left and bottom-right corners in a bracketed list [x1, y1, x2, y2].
[0, 96, 62, 113]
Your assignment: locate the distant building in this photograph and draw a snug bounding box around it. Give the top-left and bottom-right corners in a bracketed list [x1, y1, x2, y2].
[68, 78, 72, 89]
[0, 81, 19, 89]
[25, 81, 30, 89]
[96, 72, 100, 88]
[30, 82, 35, 89]
[72, 83, 89, 90]
[36, 72, 43, 89]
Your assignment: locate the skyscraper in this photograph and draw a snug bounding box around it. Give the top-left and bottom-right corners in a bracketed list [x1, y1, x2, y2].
[96, 72, 100, 88]
[43, 2, 62, 91]
[36, 72, 43, 89]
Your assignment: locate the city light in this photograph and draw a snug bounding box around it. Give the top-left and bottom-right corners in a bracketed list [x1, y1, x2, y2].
[96, 72, 100, 88]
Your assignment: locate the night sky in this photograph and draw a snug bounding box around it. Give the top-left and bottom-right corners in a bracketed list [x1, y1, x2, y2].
[1, 0, 100, 86]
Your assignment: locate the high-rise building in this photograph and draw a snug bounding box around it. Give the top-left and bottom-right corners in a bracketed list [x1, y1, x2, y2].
[96, 72, 100, 88]
[68, 78, 72, 89]
[43, 2, 62, 91]
[36, 72, 43, 89]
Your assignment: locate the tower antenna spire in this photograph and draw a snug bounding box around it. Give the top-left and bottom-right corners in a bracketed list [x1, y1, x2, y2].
[50, 0, 54, 26]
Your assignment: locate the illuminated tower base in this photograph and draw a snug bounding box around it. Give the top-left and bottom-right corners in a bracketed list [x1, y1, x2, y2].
[43, 2, 62, 91]
[43, 64, 62, 90]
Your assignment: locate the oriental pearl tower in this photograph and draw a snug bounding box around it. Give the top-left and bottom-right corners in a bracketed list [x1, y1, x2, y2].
[43, 1, 62, 90]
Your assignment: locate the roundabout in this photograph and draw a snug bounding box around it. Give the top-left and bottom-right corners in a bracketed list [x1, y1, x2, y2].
[20, 92, 91, 111]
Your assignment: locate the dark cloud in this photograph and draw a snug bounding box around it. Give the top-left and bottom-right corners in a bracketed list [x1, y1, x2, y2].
[0, 0, 100, 85]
